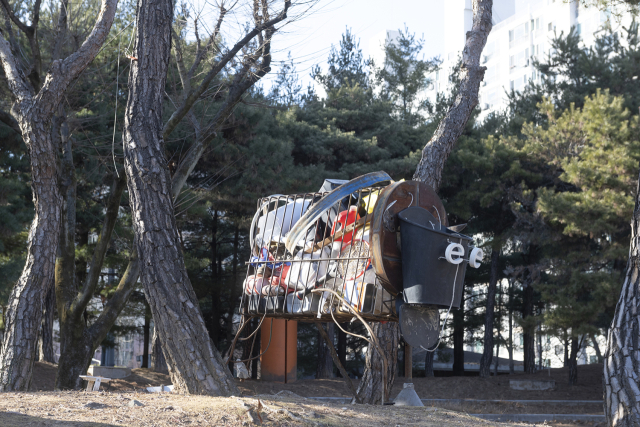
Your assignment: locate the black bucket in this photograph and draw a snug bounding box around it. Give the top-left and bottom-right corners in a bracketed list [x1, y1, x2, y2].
[398, 207, 472, 309]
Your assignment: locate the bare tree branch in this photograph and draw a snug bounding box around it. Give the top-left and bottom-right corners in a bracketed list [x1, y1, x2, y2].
[72, 173, 127, 320]
[0, 107, 20, 134]
[52, 0, 69, 62]
[162, 0, 291, 140]
[187, 2, 228, 80]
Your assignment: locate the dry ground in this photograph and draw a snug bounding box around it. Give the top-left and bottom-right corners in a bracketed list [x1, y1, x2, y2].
[20, 363, 604, 426]
[31, 362, 604, 402]
[0, 390, 533, 426]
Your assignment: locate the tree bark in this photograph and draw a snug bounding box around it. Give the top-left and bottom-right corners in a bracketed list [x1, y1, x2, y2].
[142, 300, 151, 368]
[479, 250, 500, 377]
[151, 328, 169, 373]
[568, 335, 579, 385]
[38, 285, 55, 363]
[452, 308, 465, 376]
[122, 0, 237, 396]
[0, 0, 119, 392]
[355, 322, 398, 404]
[604, 167, 640, 424]
[316, 323, 334, 379]
[523, 284, 536, 374]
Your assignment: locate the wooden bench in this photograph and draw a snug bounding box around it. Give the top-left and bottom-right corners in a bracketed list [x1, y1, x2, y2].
[79, 375, 111, 391]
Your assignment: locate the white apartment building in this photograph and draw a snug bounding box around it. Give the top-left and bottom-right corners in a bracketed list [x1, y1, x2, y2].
[370, 0, 630, 121]
[476, 0, 611, 119]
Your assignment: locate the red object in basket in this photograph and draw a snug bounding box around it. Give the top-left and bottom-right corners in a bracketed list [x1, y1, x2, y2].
[330, 206, 360, 245]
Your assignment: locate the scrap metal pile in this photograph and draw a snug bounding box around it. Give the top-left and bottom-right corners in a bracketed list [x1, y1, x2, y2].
[239, 171, 484, 346]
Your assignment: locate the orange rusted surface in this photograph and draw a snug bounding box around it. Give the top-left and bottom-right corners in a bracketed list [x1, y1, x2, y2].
[260, 319, 297, 383]
[371, 181, 447, 295]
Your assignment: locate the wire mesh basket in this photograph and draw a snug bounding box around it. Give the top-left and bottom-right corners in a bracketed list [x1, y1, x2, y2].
[240, 180, 397, 323]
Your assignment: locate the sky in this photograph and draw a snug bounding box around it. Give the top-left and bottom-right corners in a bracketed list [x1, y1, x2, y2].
[259, 0, 446, 89]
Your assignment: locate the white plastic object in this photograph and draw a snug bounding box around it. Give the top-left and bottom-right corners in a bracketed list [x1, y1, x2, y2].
[469, 247, 484, 268]
[287, 246, 332, 291]
[254, 198, 311, 250]
[444, 243, 465, 265]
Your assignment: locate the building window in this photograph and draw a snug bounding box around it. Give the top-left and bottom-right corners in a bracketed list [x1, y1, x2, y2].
[548, 22, 554, 32]
[510, 22, 529, 48]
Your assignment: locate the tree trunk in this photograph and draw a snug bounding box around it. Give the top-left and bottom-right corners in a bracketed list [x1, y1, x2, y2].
[357, 0, 493, 402]
[0, 0, 118, 392]
[315, 322, 359, 401]
[537, 323, 543, 370]
[603, 168, 640, 424]
[479, 250, 500, 377]
[151, 328, 169, 373]
[337, 324, 347, 375]
[142, 300, 151, 368]
[564, 335, 569, 367]
[209, 211, 220, 346]
[316, 323, 334, 379]
[493, 334, 500, 376]
[412, 0, 493, 187]
[568, 335, 578, 386]
[424, 349, 434, 377]
[122, 0, 237, 395]
[591, 333, 603, 364]
[508, 278, 514, 374]
[55, 249, 140, 390]
[452, 308, 465, 376]
[53, 123, 139, 390]
[355, 322, 398, 404]
[0, 120, 61, 391]
[38, 285, 56, 363]
[226, 225, 240, 346]
[523, 284, 536, 374]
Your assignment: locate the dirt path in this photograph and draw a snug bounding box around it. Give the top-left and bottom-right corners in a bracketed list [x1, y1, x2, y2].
[24, 362, 605, 426]
[32, 362, 604, 402]
[0, 391, 530, 426]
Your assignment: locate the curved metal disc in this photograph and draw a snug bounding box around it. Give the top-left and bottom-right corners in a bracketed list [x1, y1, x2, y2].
[284, 171, 392, 253]
[398, 304, 440, 350]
